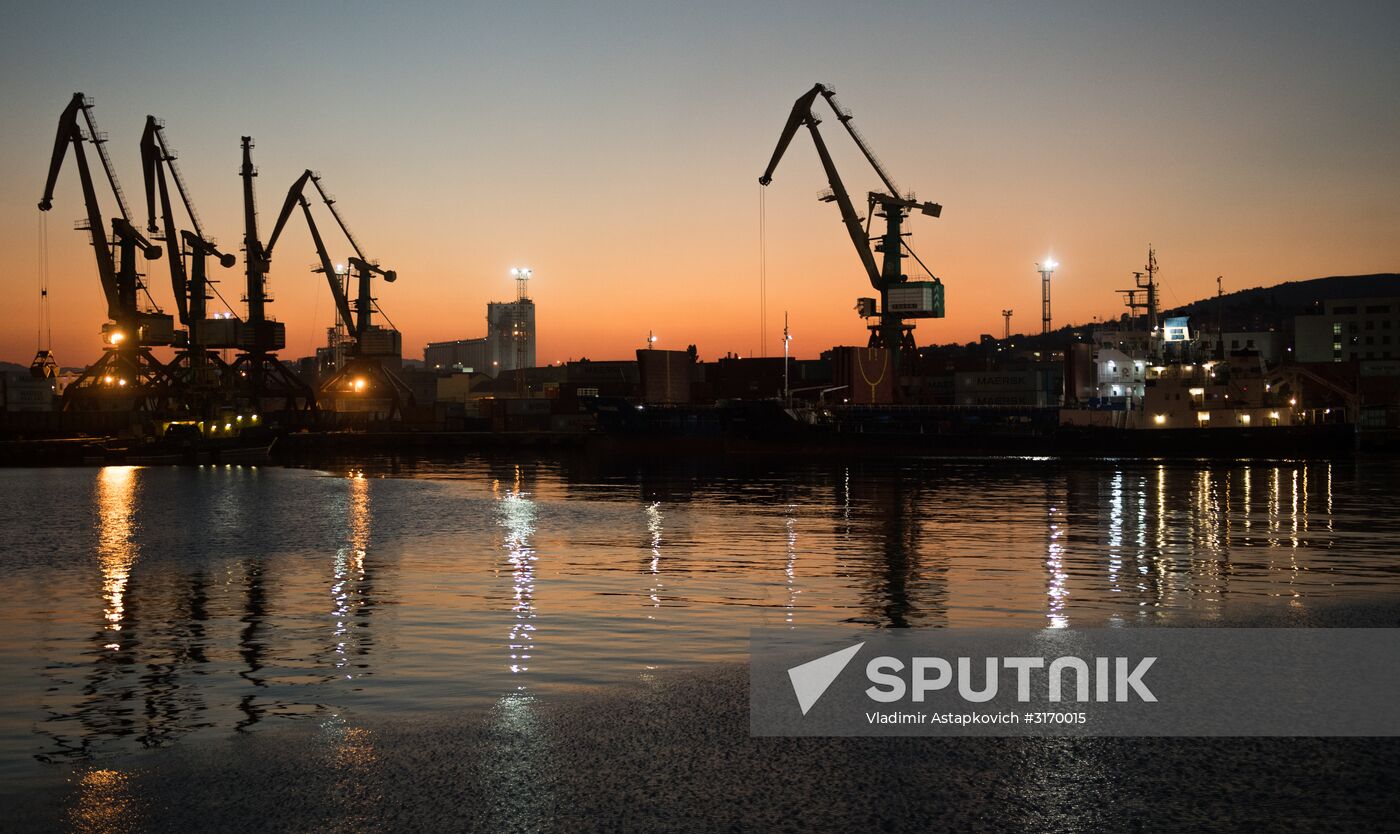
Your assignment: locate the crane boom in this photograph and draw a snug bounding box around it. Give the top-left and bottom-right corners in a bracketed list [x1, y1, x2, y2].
[141, 117, 189, 321]
[265, 171, 357, 336]
[265, 169, 315, 256]
[38, 92, 161, 321]
[142, 116, 236, 326]
[759, 84, 881, 289]
[818, 88, 900, 198]
[299, 196, 357, 332]
[39, 94, 118, 316]
[153, 122, 204, 239]
[310, 172, 367, 261]
[78, 97, 132, 223]
[758, 85, 823, 187]
[266, 170, 395, 347]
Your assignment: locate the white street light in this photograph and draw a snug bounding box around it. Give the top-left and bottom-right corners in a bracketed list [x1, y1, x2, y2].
[1037, 257, 1059, 334]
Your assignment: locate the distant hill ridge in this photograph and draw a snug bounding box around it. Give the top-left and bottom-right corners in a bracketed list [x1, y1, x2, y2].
[1164, 273, 1400, 324]
[966, 272, 1400, 349]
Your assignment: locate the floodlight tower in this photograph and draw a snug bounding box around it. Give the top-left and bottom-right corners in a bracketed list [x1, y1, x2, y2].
[509, 267, 532, 396]
[511, 266, 532, 302]
[1001, 309, 1013, 340]
[1037, 259, 1058, 334]
[783, 311, 792, 402]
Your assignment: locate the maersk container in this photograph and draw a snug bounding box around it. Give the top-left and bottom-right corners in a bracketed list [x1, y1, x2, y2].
[886, 280, 945, 318]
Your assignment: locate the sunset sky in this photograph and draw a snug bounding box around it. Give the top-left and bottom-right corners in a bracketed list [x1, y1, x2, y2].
[1, 1, 1396, 367]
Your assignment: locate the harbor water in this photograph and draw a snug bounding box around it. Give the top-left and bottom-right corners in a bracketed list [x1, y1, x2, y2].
[1, 455, 1397, 787]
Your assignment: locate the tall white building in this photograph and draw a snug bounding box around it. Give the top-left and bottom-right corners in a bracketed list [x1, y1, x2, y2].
[487, 299, 536, 374]
[424, 295, 537, 378]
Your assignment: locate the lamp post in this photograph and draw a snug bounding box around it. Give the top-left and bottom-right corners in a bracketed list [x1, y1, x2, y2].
[783, 311, 792, 404]
[1037, 258, 1058, 335]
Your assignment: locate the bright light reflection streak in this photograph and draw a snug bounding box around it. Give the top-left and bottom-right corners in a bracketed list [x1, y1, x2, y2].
[784, 505, 798, 626]
[646, 501, 664, 616]
[332, 471, 369, 677]
[96, 466, 139, 649]
[500, 470, 537, 681]
[1046, 502, 1067, 629]
[1107, 472, 1123, 590]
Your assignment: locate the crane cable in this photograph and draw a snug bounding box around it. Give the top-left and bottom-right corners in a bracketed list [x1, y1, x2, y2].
[37, 213, 52, 352]
[196, 246, 240, 317]
[758, 184, 767, 358]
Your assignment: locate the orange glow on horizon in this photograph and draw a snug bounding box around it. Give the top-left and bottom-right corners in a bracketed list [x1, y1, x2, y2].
[3, 6, 1396, 368]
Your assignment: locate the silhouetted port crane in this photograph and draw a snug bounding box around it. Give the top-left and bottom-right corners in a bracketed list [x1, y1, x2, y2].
[227, 137, 317, 415]
[759, 83, 944, 367]
[265, 170, 413, 418]
[140, 116, 238, 395]
[39, 92, 178, 413]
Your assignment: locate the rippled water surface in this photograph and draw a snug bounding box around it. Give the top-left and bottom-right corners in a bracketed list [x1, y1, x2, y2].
[1, 455, 1397, 779]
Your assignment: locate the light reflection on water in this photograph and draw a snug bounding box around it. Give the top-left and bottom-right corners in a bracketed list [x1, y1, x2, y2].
[96, 466, 138, 647]
[0, 455, 1397, 776]
[498, 468, 538, 680]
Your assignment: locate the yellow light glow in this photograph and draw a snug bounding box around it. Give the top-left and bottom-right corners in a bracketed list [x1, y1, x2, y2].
[352, 377, 368, 392]
[1153, 414, 1167, 425]
[1269, 411, 1280, 420]
[1188, 387, 1204, 396]
[1289, 398, 1298, 406]
[96, 467, 138, 637]
[1197, 412, 1210, 423]
[1240, 414, 1251, 424]
[109, 330, 125, 345]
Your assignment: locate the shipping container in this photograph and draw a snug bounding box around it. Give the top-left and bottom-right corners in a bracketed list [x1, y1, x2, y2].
[637, 349, 694, 404]
[195, 318, 241, 347]
[832, 346, 894, 404]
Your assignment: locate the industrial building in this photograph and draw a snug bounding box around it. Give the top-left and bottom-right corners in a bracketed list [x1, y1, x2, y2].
[425, 275, 536, 377]
[1295, 298, 1400, 363]
[1196, 331, 1286, 364]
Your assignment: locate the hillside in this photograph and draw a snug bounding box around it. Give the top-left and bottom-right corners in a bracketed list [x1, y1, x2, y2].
[1165, 273, 1400, 330]
[966, 272, 1400, 350]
